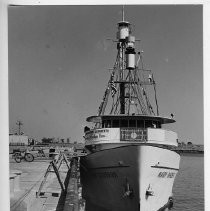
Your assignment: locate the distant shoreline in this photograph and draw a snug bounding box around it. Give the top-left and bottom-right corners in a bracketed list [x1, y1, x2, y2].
[180, 153, 204, 157]
[9, 142, 204, 157]
[172, 150, 204, 156]
[170, 143, 204, 156]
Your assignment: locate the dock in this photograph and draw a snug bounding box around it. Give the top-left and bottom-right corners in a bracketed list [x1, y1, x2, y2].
[9, 152, 86, 211]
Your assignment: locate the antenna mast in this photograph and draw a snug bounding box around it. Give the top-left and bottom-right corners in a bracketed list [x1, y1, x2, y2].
[117, 5, 131, 114]
[122, 5, 125, 22]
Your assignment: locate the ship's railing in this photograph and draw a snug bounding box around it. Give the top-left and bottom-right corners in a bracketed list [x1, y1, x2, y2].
[85, 128, 178, 146]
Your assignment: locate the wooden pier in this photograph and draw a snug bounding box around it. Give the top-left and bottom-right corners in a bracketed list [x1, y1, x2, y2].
[9, 151, 86, 211]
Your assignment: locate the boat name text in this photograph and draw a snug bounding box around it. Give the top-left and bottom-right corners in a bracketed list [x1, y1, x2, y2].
[158, 172, 176, 178]
[85, 129, 109, 139]
[91, 171, 118, 178]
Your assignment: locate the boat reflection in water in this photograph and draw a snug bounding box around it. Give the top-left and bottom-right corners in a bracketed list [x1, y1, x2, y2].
[80, 7, 180, 211]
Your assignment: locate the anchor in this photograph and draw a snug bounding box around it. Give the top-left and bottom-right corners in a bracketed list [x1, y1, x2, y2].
[123, 178, 133, 198]
[146, 184, 154, 199]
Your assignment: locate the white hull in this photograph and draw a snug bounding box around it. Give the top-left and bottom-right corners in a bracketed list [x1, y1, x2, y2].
[80, 144, 180, 211]
[81, 8, 181, 210]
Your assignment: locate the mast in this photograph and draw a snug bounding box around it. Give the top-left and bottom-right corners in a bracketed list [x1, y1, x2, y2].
[119, 41, 126, 114]
[97, 6, 159, 116]
[117, 6, 130, 114]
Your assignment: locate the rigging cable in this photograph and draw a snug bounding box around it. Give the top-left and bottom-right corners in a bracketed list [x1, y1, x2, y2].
[130, 68, 147, 114]
[130, 71, 148, 114]
[153, 77, 159, 115]
[98, 51, 120, 115]
[138, 51, 155, 114]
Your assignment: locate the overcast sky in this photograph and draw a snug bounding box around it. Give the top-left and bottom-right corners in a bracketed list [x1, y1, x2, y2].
[8, 5, 203, 144]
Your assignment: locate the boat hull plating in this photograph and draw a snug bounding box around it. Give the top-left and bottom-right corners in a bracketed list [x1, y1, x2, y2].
[80, 145, 180, 211]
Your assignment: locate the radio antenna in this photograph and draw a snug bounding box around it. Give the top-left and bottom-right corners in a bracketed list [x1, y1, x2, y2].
[122, 5, 125, 21]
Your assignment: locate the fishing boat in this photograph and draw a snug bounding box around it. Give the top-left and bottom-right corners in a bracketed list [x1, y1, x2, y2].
[80, 8, 180, 211]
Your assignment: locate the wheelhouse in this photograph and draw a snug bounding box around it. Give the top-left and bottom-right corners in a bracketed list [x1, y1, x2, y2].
[86, 115, 175, 129]
[84, 115, 177, 148]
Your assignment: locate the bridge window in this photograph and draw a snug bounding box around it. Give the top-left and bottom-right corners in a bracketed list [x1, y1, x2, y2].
[107, 120, 111, 128]
[102, 118, 161, 129]
[152, 121, 157, 128]
[150, 121, 162, 128]
[102, 120, 111, 128]
[102, 120, 106, 128]
[137, 120, 144, 128]
[112, 119, 120, 128]
[157, 121, 162, 128]
[129, 119, 136, 128]
[121, 119, 128, 127]
[145, 120, 153, 128]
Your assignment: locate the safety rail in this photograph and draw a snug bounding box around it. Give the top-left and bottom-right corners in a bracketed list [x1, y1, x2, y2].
[35, 151, 86, 211]
[36, 152, 70, 198]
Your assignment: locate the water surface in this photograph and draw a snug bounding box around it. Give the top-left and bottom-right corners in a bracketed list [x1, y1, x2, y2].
[173, 155, 204, 211]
